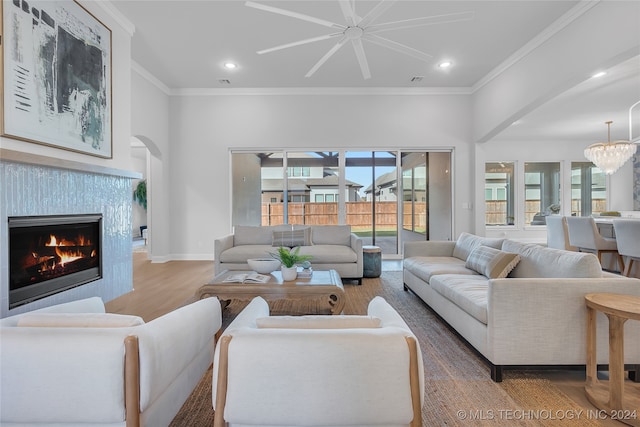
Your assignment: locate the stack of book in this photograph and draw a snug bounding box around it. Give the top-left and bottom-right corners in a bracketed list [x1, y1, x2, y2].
[297, 267, 313, 278]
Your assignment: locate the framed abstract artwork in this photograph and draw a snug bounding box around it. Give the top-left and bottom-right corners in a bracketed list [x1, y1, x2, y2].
[1, 0, 112, 158]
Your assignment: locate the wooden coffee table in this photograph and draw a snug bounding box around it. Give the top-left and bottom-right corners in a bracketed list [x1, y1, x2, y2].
[197, 269, 345, 315]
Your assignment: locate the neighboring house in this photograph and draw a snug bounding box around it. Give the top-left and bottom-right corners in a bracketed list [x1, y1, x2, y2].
[363, 171, 397, 202]
[261, 153, 363, 203]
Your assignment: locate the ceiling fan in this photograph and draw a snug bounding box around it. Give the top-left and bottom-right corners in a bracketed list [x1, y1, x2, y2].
[245, 0, 474, 79]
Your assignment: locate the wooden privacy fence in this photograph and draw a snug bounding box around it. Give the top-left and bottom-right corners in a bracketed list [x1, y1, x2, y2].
[262, 201, 427, 232]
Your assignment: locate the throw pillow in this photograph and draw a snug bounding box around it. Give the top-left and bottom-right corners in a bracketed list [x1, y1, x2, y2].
[17, 313, 145, 328]
[465, 245, 520, 279]
[272, 227, 312, 247]
[256, 315, 382, 329]
[452, 232, 504, 261]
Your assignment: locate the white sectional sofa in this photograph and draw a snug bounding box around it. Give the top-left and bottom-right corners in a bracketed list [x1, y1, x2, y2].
[215, 225, 363, 282]
[403, 232, 640, 382]
[0, 297, 222, 427]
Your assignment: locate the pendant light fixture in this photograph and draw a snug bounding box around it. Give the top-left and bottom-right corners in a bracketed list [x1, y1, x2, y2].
[584, 121, 637, 175]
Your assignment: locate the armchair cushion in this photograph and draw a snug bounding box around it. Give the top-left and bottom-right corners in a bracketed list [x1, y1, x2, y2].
[256, 315, 381, 329]
[17, 313, 144, 328]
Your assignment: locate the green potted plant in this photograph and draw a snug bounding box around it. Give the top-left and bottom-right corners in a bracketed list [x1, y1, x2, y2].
[133, 180, 147, 210]
[270, 246, 312, 280]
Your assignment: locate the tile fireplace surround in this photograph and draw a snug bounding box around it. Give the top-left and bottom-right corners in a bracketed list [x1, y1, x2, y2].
[0, 150, 140, 318]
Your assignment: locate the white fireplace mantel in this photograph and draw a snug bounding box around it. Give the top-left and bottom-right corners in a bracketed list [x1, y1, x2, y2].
[0, 148, 142, 180]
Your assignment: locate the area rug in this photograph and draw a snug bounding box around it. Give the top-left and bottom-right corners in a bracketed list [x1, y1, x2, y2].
[170, 271, 601, 427]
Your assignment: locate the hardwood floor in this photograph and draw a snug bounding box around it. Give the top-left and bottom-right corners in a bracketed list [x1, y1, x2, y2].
[105, 252, 214, 321]
[106, 252, 629, 426]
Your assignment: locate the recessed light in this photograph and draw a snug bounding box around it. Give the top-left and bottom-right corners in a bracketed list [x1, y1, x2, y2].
[591, 71, 607, 78]
[224, 62, 237, 70]
[438, 61, 452, 69]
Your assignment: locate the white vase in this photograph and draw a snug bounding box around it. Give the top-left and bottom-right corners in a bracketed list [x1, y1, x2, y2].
[281, 265, 297, 281]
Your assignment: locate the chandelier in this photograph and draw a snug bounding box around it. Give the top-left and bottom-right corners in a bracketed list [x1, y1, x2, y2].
[584, 121, 637, 175]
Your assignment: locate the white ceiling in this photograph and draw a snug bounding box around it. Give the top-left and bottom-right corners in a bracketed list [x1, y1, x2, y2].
[111, 0, 640, 143]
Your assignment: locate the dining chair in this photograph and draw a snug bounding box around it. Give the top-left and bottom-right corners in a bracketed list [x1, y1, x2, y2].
[565, 216, 624, 272]
[545, 215, 576, 251]
[612, 219, 640, 277]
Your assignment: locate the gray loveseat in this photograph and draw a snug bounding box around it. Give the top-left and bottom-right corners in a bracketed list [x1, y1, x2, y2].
[403, 232, 640, 381]
[215, 225, 363, 283]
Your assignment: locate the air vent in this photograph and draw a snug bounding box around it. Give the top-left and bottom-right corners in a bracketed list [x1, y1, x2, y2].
[218, 79, 231, 85]
[410, 76, 423, 82]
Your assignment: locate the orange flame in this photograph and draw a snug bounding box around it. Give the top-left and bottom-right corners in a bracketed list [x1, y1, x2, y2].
[55, 247, 84, 266]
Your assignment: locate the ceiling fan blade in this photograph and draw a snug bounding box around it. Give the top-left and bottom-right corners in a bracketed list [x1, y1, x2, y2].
[339, 0, 357, 26]
[363, 34, 432, 63]
[306, 36, 348, 78]
[358, 0, 399, 28]
[351, 39, 371, 80]
[366, 11, 475, 34]
[257, 33, 343, 55]
[245, 1, 346, 30]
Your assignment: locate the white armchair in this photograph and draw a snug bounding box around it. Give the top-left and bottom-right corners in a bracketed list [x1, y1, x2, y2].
[1, 297, 222, 427]
[212, 296, 424, 427]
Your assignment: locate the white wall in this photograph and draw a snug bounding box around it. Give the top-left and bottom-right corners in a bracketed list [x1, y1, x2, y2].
[131, 70, 171, 261]
[164, 93, 474, 260]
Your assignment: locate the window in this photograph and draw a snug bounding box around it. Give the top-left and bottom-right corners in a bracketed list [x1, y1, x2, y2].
[485, 162, 515, 226]
[571, 162, 605, 217]
[287, 166, 311, 177]
[231, 150, 452, 255]
[524, 162, 560, 225]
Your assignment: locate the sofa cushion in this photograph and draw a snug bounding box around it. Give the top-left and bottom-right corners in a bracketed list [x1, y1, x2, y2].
[219, 245, 274, 263]
[452, 232, 504, 261]
[465, 246, 520, 279]
[294, 245, 358, 263]
[502, 239, 602, 278]
[404, 256, 477, 282]
[309, 225, 351, 246]
[234, 226, 274, 245]
[272, 227, 312, 247]
[17, 313, 144, 328]
[429, 274, 490, 324]
[256, 315, 381, 329]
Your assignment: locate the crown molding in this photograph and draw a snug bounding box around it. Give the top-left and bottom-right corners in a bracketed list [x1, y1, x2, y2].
[132, 61, 172, 95]
[170, 87, 472, 96]
[129, 1, 600, 97]
[92, 0, 135, 36]
[471, 0, 600, 93]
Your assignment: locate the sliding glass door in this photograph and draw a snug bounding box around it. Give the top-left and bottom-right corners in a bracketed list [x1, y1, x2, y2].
[231, 149, 452, 256]
[345, 151, 398, 253]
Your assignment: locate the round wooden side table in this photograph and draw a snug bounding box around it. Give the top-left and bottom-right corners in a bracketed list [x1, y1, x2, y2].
[585, 293, 640, 426]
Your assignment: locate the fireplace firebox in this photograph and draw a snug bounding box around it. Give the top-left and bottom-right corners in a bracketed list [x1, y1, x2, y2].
[8, 214, 102, 308]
